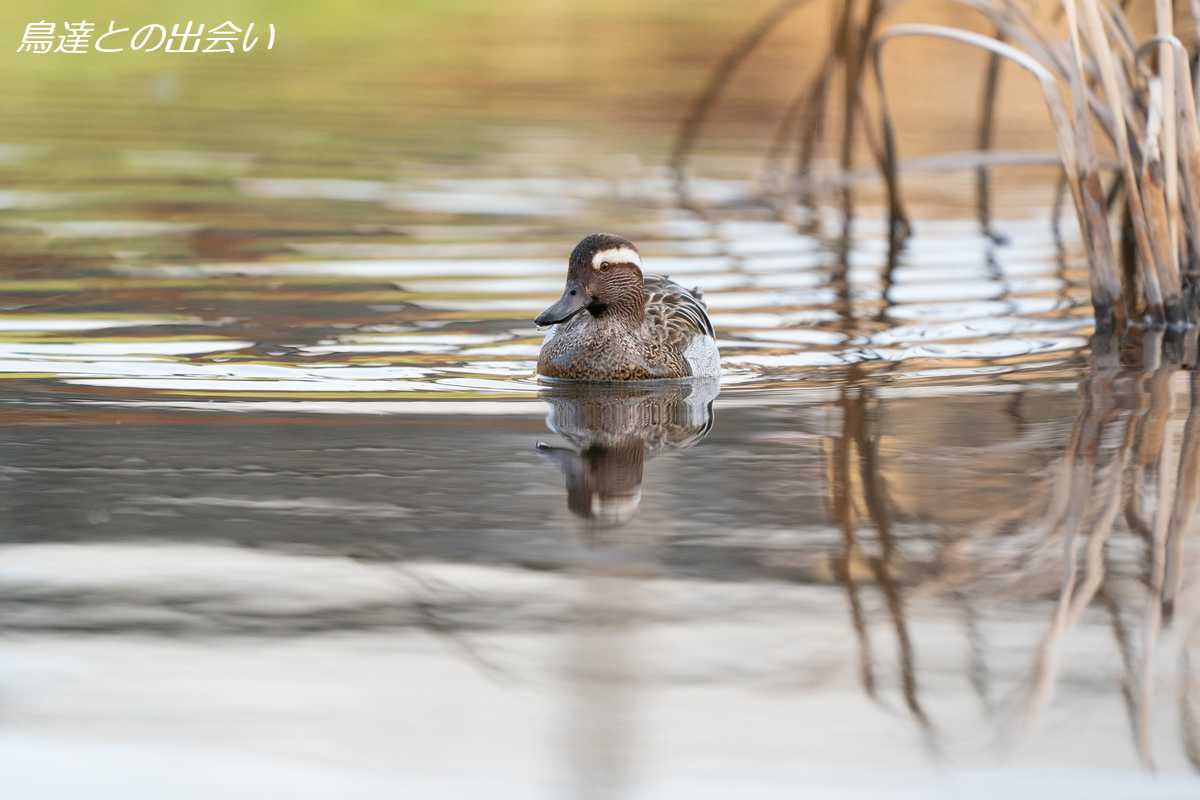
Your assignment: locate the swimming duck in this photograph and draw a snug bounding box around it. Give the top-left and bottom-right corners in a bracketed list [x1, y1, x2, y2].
[534, 233, 720, 380]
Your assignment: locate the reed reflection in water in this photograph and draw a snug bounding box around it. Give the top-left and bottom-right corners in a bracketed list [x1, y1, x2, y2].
[529, 340, 1200, 779]
[799, 343, 1200, 771]
[6, 357, 1200, 792]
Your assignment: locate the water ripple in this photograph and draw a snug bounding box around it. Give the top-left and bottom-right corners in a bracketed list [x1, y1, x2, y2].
[0, 170, 1093, 410]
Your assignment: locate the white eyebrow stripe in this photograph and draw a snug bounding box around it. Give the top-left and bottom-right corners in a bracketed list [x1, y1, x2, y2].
[592, 247, 641, 268]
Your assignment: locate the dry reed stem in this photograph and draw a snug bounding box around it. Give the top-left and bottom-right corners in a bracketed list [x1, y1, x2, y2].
[1063, 0, 1122, 322]
[1101, 0, 1139, 69]
[1002, 0, 1119, 143]
[793, 64, 833, 209]
[762, 75, 822, 197]
[679, 0, 1200, 325]
[822, 149, 1068, 190]
[976, 43, 1006, 242]
[1134, 36, 1200, 296]
[1142, 79, 1186, 318]
[871, 24, 1093, 289]
[1080, 0, 1168, 320]
[1193, 1, 1200, 109]
[981, 1, 1068, 75]
[793, 6, 847, 209]
[1141, 114, 1182, 315]
[838, 0, 861, 217]
[1156, 1, 1182, 292]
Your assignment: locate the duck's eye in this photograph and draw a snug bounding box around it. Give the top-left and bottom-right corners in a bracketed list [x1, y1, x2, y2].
[600, 261, 611, 270]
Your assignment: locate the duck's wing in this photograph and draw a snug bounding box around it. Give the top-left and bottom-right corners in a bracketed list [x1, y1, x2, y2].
[643, 274, 715, 340]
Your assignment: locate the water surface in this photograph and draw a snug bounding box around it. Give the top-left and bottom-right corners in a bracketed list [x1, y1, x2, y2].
[2, 2, 1198, 797]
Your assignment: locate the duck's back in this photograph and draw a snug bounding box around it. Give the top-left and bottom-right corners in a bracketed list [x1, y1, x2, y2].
[642, 274, 719, 378]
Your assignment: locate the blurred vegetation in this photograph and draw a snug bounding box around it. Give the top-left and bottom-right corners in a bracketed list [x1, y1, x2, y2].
[0, 2, 1062, 172]
[0, 0, 761, 172]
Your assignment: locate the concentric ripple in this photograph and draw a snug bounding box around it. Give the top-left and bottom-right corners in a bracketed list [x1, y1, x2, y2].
[0, 167, 1094, 412]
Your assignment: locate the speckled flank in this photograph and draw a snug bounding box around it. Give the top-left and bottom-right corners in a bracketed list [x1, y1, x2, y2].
[539, 311, 687, 379]
[538, 278, 718, 379]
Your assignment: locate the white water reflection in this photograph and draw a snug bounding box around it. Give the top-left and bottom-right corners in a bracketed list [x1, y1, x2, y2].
[0, 341, 254, 357]
[80, 399, 550, 414]
[34, 220, 202, 239]
[0, 316, 199, 332]
[2, 545, 1198, 798]
[65, 378, 449, 393]
[0, 190, 70, 210]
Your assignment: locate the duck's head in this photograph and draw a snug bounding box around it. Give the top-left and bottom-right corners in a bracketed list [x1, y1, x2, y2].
[534, 233, 644, 327]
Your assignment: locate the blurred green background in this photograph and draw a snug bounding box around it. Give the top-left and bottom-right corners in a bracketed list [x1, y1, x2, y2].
[2, 0, 1072, 178]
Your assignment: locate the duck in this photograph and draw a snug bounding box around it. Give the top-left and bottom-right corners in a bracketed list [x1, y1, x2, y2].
[534, 233, 720, 380]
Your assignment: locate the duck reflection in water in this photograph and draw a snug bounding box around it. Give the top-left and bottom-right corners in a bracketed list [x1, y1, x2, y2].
[536, 380, 718, 528]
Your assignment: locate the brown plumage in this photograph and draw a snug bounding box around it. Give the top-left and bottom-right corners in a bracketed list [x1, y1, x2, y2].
[535, 234, 719, 381]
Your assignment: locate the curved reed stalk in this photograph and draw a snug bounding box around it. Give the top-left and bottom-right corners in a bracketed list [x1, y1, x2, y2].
[675, 0, 1200, 330]
[869, 24, 1119, 314]
[975, 44, 1007, 243]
